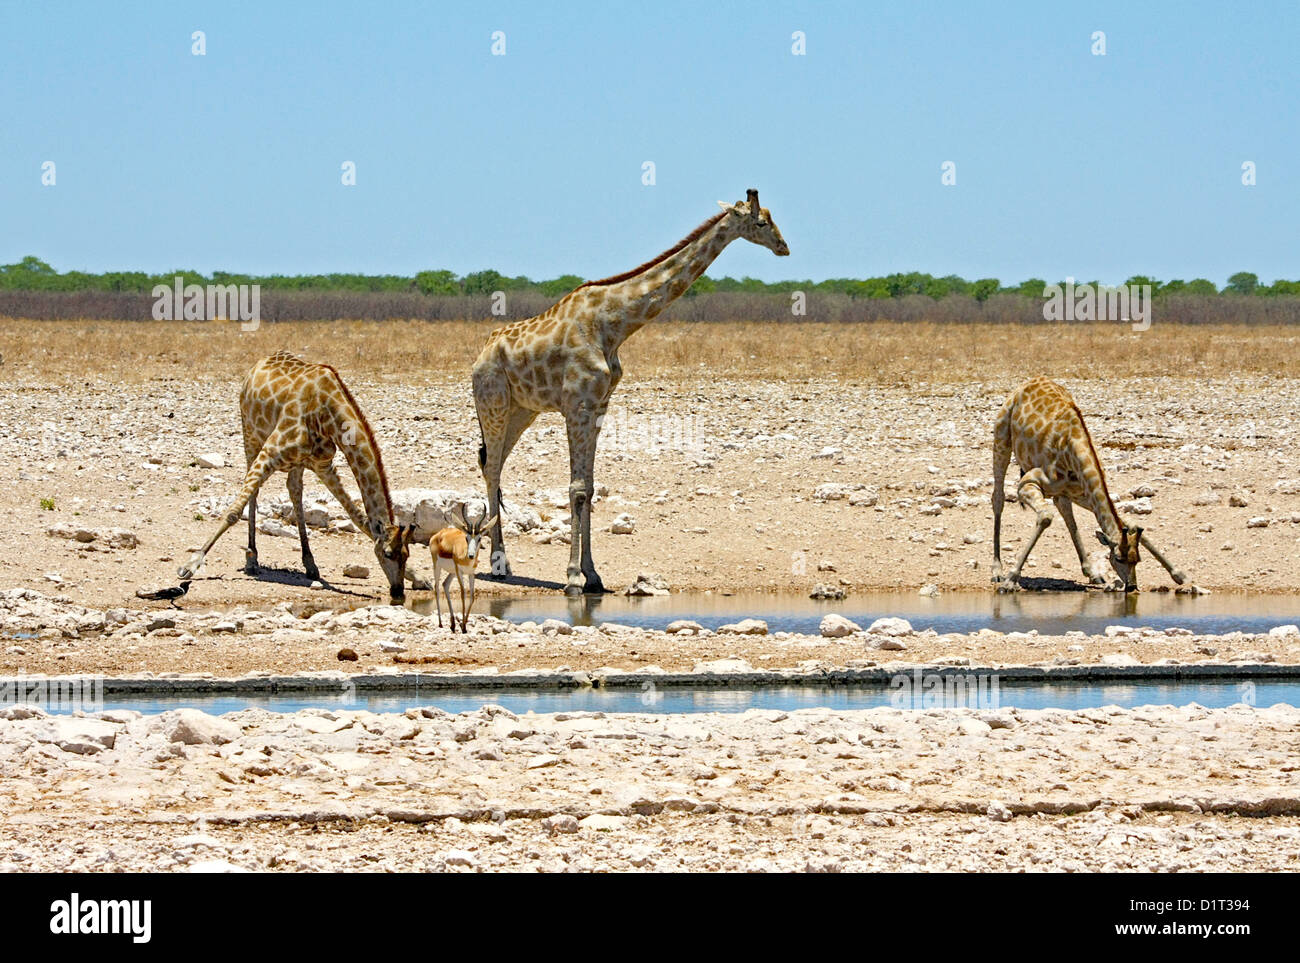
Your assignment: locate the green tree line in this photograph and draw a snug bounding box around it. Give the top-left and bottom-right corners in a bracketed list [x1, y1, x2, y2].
[2, 256, 1296, 301]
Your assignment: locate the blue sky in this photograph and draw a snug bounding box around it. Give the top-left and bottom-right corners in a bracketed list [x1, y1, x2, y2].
[2, 1, 1296, 285]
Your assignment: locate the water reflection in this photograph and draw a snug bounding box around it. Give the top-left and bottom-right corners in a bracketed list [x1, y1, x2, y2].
[48, 679, 1300, 717]
[402, 589, 1300, 638]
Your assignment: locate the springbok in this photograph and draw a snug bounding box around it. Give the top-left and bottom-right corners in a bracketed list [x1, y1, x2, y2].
[430, 502, 497, 633]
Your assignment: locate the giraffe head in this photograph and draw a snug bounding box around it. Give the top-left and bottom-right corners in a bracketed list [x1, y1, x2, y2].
[1096, 524, 1143, 592]
[372, 522, 415, 600]
[718, 189, 789, 257]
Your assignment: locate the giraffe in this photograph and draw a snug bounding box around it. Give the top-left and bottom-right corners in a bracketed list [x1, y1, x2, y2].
[177, 351, 415, 600]
[991, 377, 1187, 592]
[472, 189, 789, 595]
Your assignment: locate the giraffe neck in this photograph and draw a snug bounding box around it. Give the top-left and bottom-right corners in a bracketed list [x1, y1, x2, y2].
[328, 385, 393, 534]
[601, 215, 740, 348]
[1073, 434, 1123, 540]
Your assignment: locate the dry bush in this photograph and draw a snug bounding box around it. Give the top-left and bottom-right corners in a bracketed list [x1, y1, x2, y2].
[4, 288, 1300, 325]
[2, 318, 1297, 386]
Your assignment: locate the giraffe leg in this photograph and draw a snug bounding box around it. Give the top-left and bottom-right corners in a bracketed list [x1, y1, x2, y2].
[1001, 469, 1054, 591]
[578, 413, 605, 594]
[1056, 497, 1105, 585]
[477, 404, 536, 579]
[242, 419, 261, 575]
[563, 412, 598, 596]
[245, 490, 259, 575]
[991, 439, 1011, 583]
[180, 437, 295, 580]
[287, 467, 320, 582]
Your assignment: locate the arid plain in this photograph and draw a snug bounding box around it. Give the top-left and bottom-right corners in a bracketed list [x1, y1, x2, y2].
[3, 319, 1300, 872]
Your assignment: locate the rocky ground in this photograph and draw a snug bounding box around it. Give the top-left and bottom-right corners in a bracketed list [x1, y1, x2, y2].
[2, 699, 1298, 872]
[3, 589, 1299, 872]
[3, 369, 1300, 614]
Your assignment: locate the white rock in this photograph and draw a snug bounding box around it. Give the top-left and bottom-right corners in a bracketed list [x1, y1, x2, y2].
[716, 619, 768, 636]
[610, 513, 636, 534]
[819, 614, 861, 638]
[153, 708, 240, 746]
[665, 620, 704, 635]
[195, 452, 226, 469]
[918, 583, 939, 597]
[1116, 497, 1153, 515]
[624, 572, 669, 596]
[987, 800, 1013, 822]
[1268, 625, 1300, 639]
[958, 718, 992, 737]
[867, 617, 913, 637]
[34, 717, 119, 754]
[342, 564, 370, 579]
[542, 814, 579, 834]
[102, 528, 139, 549]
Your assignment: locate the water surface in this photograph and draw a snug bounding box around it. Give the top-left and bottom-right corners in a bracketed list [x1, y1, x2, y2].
[43, 679, 1298, 716]
[415, 589, 1300, 638]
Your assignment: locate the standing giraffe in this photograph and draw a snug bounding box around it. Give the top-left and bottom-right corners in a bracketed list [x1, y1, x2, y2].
[473, 189, 789, 595]
[991, 377, 1186, 592]
[178, 351, 415, 599]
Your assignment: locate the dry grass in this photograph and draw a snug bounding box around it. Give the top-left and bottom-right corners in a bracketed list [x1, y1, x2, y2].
[1, 318, 1297, 384]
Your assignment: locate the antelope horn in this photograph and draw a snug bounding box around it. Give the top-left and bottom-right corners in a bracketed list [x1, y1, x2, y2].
[1139, 532, 1186, 585]
[746, 188, 759, 217]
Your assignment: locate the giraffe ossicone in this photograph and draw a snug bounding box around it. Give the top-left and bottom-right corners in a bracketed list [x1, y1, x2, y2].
[177, 351, 418, 600]
[472, 189, 789, 595]
[991, 377, 1187, 593]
